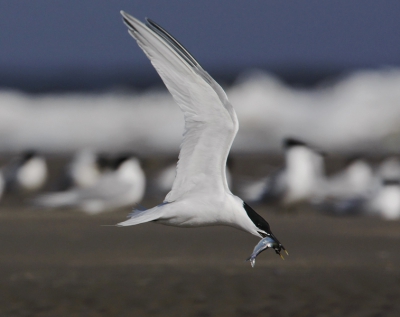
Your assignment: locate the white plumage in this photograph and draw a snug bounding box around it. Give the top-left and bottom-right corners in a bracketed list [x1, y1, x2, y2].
[240, 139, 324, 206]
[155, 162, 233, 196]
[35, 156, 145, 215]
[4, 151, 48, 192]
[318, 159, 375, 201]
[116, 11, 286, 261]
[367, 180, 400, 220]
[68, 149, 102, 188]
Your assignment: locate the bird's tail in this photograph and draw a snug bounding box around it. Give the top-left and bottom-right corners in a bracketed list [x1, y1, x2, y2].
[117, 205, 164, 226]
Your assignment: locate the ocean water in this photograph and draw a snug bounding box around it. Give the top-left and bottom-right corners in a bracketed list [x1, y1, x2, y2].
[1, 68, 400, 154]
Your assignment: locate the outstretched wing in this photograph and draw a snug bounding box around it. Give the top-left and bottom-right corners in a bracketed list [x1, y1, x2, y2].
[121, 11, 238, 201]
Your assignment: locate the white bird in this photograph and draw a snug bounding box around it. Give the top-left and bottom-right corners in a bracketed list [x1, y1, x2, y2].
[367, 179, 400, 220]
[377, 156, 400, 181]
[4, 151, 48, 192]
[117, 11, 286, 263]
[154, 163, 178, 194]
[59, 149, 103, 190]
[241, 138, 324, 206]
[283, 139, 325, 205]
[312, 158, 376, 216]
[35, 155, 145, 215]
[155, 156, 233, 195]
[320, 158, 375, 200]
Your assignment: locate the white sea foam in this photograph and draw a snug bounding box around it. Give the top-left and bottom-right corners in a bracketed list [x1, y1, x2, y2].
[1, 68, 400, 154]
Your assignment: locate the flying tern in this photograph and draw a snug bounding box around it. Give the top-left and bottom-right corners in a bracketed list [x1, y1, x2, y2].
[117, 11, 286, 265]
[155, 156, 233, 196]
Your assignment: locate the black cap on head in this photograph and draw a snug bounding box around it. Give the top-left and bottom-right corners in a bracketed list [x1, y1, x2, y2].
[96, 153, 111, 170]
[112, 153, 139, 169]
[382, 179, 400, 186]
[283, 138, 307, 149]
[283, 137, 327, 157]
[344, 154, 365, 165]
[22, 150, 37, 161]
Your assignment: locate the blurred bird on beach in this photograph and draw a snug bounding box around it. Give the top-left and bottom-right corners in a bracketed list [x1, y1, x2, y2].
[34, 154, 145, 214]
[3, 151, 48, 193]
[240, 138, 324, 206]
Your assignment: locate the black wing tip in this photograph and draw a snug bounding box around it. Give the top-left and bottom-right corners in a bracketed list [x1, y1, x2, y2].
[145, 17, 155, 25]
[145, 18, 167, 34]
[145, 18, 166, 32]
[122, 12, 200, 70]
[120, 11, 138, 32]
[122, 18, 137, 32]
[144, 17, 199, 68]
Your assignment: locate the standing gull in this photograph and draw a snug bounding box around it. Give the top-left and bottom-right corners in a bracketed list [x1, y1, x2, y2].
[118, 11, 286, 266]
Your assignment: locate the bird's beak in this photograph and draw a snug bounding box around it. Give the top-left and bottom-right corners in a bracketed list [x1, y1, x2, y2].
[246, 234, 288, 267]
[269, 232, 288, 260]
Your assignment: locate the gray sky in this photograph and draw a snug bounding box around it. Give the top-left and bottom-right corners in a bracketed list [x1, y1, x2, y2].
[1, 1, 399, 90]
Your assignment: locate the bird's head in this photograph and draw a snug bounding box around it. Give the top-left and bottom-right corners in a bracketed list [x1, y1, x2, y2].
[243, 201, 287, 263]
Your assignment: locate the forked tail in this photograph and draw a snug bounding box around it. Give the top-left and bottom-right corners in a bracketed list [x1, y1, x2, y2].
[117, 205, 164, 226]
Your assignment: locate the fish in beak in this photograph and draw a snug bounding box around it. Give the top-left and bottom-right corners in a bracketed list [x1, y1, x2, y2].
[246, 235, 288, 267]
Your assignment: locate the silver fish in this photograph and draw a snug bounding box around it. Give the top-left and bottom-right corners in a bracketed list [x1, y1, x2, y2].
[246, 235, 288, 267]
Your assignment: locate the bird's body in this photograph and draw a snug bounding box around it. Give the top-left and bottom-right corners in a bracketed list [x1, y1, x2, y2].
[117, 12, 285, 263]
[55, 149, 102, 191]
[283, 141, 324, 205]
[320, 159, 375, 201]
[67, 149, 102, 189]
[124, 189, 262, 237]
[240, 139, 324, 206]
[366, 180, 400, 220]
[4, 151, 47, 192]
[35, 157, 145, 214]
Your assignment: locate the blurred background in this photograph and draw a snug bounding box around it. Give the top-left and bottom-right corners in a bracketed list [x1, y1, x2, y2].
[1, 1, 400, 317]
[1, 0, 400, 153]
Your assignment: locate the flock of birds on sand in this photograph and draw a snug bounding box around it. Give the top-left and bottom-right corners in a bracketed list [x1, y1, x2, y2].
[2, 141, 400, 224]
[240, 139, 400, 221]
[0, 150, 146, 215]
[1, 11, 399, 266]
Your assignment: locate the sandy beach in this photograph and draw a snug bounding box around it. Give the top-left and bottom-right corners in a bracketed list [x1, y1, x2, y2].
[0, 154, 398, 316]
[0, 199, 399, 317]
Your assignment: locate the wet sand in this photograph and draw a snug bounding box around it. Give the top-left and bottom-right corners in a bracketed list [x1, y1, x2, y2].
[0, 205, 399, 317]
[0, 154, 399, 316]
